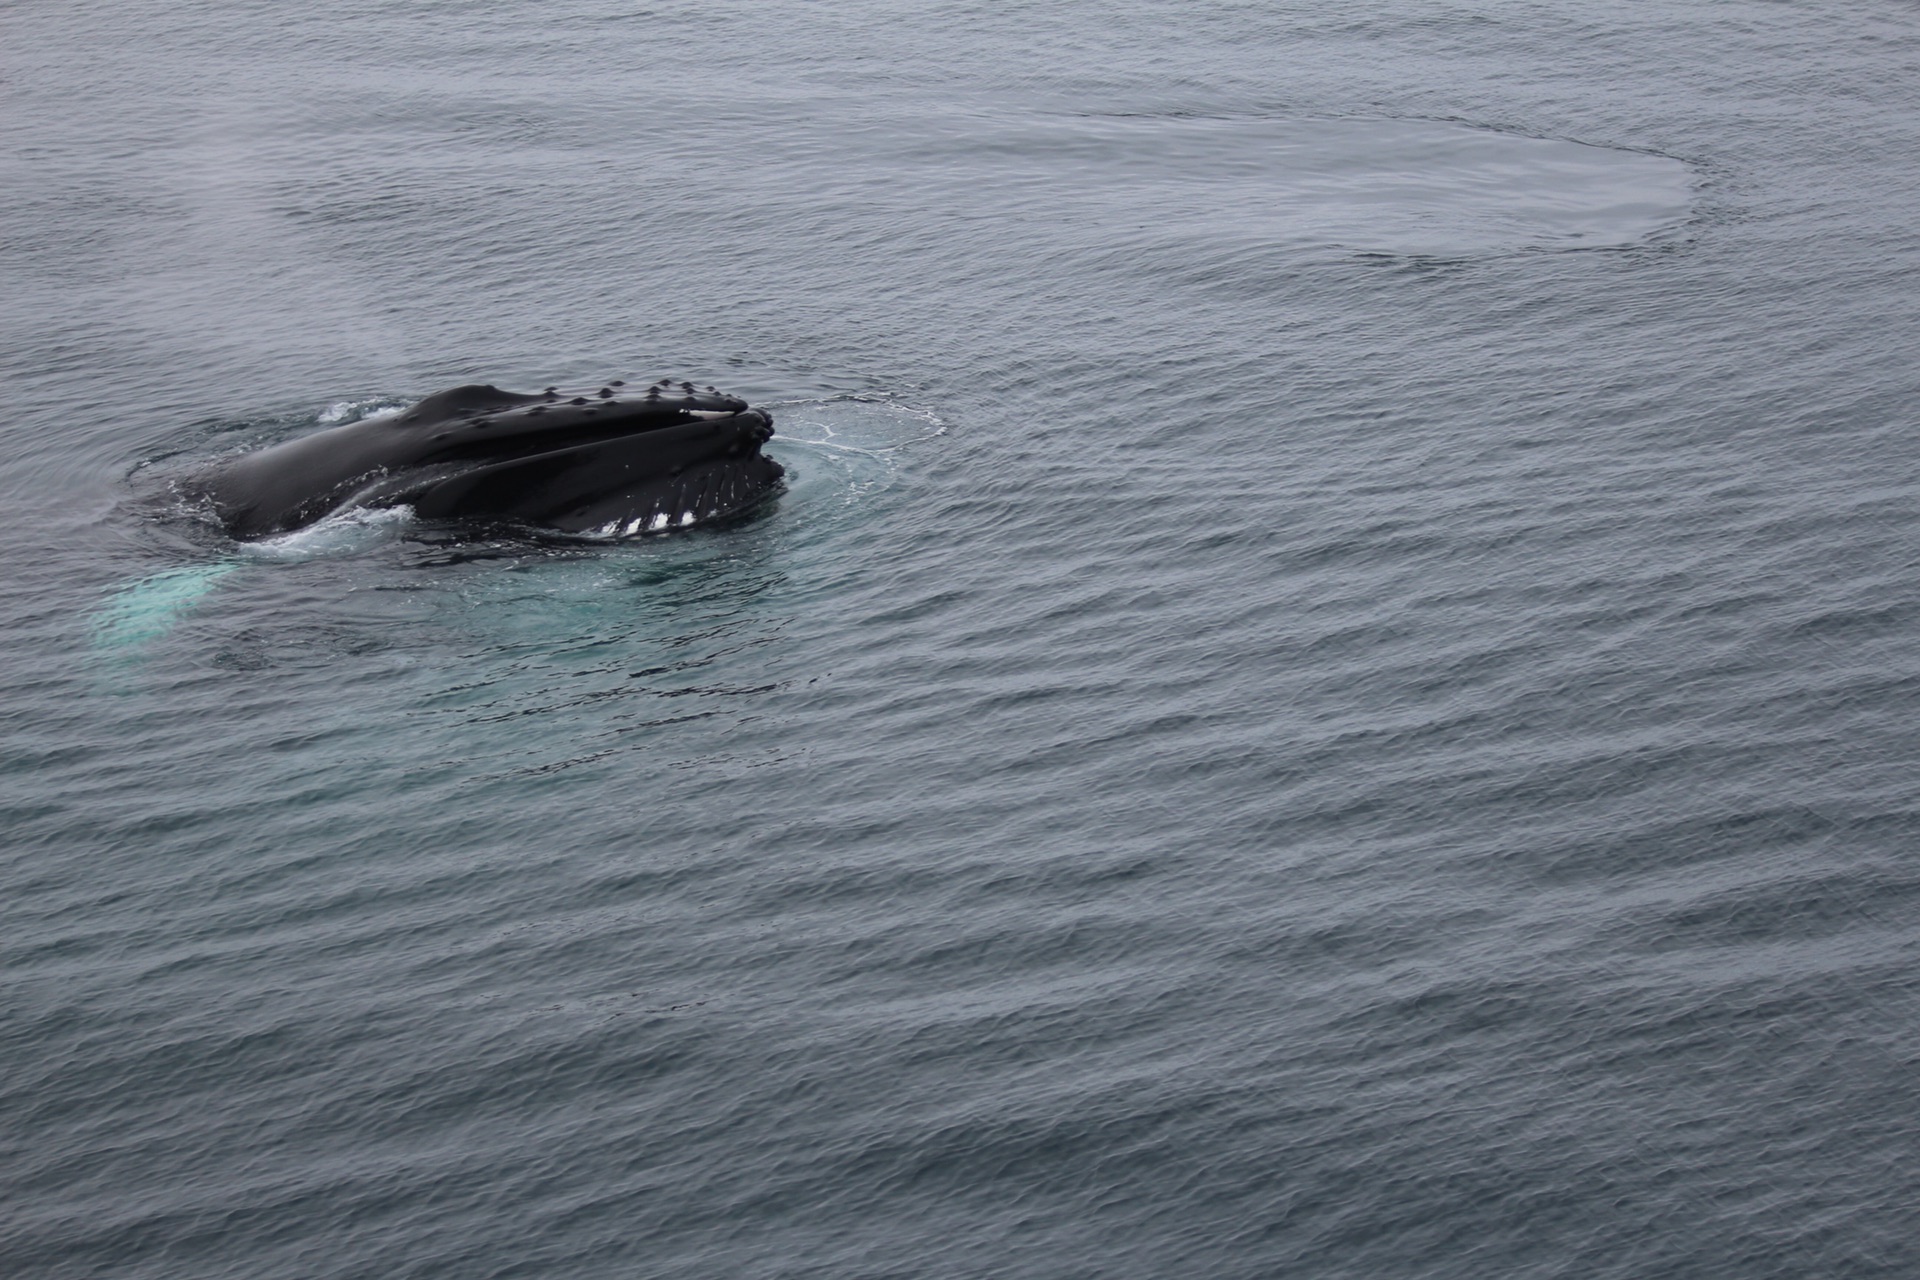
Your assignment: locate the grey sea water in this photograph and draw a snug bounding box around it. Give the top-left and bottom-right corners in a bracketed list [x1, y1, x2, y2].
[5, 2, 1920, 1276]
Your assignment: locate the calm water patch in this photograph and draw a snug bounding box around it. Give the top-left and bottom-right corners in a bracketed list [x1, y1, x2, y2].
[910, 113, 1696, 257]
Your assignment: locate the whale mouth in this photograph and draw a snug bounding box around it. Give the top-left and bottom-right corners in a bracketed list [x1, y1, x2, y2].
[384, 379, 783, 537]
[401, 400, 784, 537]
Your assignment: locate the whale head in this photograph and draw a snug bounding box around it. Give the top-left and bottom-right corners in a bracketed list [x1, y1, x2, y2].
[193, 378, 784, 539]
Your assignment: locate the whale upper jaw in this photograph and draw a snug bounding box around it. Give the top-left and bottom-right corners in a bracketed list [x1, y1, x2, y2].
[402, 380, 763, 460]
[193, 377, 785, 540]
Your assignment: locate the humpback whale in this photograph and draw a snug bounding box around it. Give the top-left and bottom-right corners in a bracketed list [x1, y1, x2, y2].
[186, 379, 783, 540]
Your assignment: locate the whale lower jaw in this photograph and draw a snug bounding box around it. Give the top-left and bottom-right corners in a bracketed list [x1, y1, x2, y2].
[405, 451, 785, 537]
[565, 456, 788, 537]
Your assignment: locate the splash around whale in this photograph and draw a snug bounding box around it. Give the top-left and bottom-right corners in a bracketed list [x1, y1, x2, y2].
[186, 378, 784, 540]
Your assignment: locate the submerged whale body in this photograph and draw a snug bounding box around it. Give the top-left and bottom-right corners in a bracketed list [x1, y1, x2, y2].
[189, 379, 784, 539]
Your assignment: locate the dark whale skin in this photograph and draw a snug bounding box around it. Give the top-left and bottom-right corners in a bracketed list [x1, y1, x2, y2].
[189, 380, 783, 539]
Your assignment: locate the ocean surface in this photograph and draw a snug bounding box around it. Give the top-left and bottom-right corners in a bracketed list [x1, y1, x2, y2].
[5, 2, 1920, 1276]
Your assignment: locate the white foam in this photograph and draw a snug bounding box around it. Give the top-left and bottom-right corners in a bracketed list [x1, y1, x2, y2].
[317, 399, 406, 426]
[245, 503, 415, 561]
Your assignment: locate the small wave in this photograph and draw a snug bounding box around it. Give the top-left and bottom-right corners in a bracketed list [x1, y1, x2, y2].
[774, 395, 946, 452]
[767, 396, 945, 514]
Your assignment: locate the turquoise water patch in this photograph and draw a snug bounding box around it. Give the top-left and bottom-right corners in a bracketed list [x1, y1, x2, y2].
[90, 505, 418, 658]
[89, 562, 242, 654]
